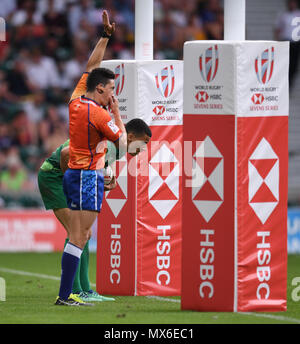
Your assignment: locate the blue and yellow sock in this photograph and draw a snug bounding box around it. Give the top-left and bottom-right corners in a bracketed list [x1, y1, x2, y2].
[58, 242, 82, 300]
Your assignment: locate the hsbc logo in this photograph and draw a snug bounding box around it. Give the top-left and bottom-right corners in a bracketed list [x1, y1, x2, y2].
[195, 91, 209, 103]
[155, 65, 175, 98]
[105, 155, 127, 217]
[255, 46, 274, 84]
[251, 93, 265, 105]
[153, 105, 166, 116]
[199, 45, 219, 83]
[248, 138, 279, 224]
[191, 136, 223, 222]
[114, 63, 125, 96]
[149, 144, 179, 219]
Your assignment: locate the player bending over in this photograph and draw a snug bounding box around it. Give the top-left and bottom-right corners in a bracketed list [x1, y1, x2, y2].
[38, 137, 116, 303]
[38, 120, 151, 303]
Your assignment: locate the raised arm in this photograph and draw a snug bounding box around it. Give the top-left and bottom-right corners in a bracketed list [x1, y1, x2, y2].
[86, 10, 115, 72]
[69, 10, 115, 102]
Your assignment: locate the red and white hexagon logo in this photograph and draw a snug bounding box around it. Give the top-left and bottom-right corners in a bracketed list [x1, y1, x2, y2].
[152, 105, 166, 116]
[105, 155, 127, 218]
[148, 144, 179, 219]
[191, 136, 224, 222]
[251, 93, 264, 105]
[195, 91, 209, 103]
[248, 138, 279, 224]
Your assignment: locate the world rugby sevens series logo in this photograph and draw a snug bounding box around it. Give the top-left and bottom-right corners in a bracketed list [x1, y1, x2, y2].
[254, 46, 274, 84]
[155, 65, 175, 98]
[199, 45, 219, 83]
[114, 63, 125, 96]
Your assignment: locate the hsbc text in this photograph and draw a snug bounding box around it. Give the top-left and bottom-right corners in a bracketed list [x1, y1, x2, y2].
[156, 225, 171, 286]
[199, 229, 215, 298]
[110, 224, 121, 284]
[256, 231, 271, 300]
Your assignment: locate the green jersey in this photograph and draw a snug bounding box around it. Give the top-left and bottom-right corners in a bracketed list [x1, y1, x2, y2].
[38, 139, 70, 210]
[38, 139, 125, 210]
[40, 139, 70, 175]
[40, 139, 125, 173]
[105, 140, 126, 167]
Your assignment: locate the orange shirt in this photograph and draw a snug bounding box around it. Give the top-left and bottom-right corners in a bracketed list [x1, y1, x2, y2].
[68, 73, 122, 170]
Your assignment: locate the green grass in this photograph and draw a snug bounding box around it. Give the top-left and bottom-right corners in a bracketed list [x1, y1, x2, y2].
[0, 253, 300, 324]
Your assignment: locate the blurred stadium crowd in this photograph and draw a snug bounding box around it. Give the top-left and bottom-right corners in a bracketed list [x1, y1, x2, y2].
[0, 0, 224, 208]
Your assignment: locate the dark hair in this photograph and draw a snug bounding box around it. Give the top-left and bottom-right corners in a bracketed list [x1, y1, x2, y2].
[125, 118, 152, 137]
[86, 68, 115, 92]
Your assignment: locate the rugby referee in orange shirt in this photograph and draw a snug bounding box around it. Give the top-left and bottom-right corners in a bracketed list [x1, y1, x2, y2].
[55, 10, 127, 306]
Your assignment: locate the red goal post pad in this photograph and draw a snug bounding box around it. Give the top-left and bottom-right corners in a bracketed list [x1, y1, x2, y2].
[97, 60, 183, 296]
[181, 40, 289, 312]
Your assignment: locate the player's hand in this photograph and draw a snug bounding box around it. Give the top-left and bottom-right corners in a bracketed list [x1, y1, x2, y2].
[104, 176, 117, 191]
[108, 95, 119, 115]
[102, 10, 115, 36]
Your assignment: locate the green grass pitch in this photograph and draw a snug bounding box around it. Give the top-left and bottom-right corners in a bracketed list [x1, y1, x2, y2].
[0, 252, 300, 324]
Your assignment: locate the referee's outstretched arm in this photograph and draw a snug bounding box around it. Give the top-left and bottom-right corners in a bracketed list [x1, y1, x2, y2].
[86, 10, 115, 73]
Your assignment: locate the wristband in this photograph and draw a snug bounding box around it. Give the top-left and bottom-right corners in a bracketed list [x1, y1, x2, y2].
[101, 31, 111, 38]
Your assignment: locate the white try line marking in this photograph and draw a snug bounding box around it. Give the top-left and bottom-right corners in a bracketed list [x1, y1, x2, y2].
[238, 311, 300, 324]
[146, 295, 180, 303]
[146, 295, 300, 324]
[0, 267, 60, 281]
[0, 267, 96, 287]
[1, 267, 300, 324]
[145, 296, 300, 324]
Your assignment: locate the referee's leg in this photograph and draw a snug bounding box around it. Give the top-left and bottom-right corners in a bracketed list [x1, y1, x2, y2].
[57, 169, 103, 302]
[57, 210, 97, 301]
[68, 210, 98, 249]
